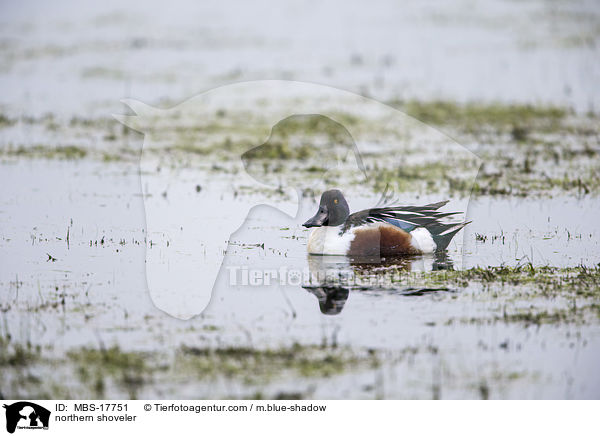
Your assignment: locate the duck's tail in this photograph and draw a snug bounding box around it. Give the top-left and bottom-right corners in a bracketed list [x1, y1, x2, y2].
[430, 221, 471, 251]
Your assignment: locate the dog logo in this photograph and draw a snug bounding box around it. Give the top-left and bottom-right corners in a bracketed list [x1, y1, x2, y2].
[3, 402, 50, 434]
[115, 80, 480, 319]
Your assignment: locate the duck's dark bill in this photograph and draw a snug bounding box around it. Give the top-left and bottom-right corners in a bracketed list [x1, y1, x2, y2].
[303, 211, 328, 227]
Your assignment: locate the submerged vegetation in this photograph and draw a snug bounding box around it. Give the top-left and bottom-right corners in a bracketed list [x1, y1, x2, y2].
[396, 264, 600, 326]
[5, 145, 88, 159]
[67, 346, 150, 399]
[391, 100, 569, 135]
[402, 263, 600, 294]
[175, 343, 378, 383]
[0, 339, 380, 399]
[0, 100, 598, 197]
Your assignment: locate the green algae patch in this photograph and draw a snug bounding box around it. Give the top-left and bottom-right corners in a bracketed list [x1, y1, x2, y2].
[5, 145, 88, 159]
[0, 113, 15, 127]
[242, 140, 315, 160]
[0, 336, 56, 399]
[394, 264, 600, 294]
[68, 346, 148, 374]
[242, 114, 353, 161]
[174, 343, 379, 385]
[371, 159, 479, 195]
[67, 346, 153, 399]
[390, 100, 568, 134]
[0, 337, 42, 367]
[0, 343, 380, 398]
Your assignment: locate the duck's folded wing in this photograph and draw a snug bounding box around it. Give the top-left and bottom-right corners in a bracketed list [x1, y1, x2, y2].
[344, 202, 463, 235]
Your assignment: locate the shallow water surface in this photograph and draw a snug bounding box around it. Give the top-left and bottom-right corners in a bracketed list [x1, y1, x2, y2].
[1, 159, 599, 398]
[0, 0, 599, 398]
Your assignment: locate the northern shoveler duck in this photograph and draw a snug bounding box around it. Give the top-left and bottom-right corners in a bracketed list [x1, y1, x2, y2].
[303, 189, 469, 256]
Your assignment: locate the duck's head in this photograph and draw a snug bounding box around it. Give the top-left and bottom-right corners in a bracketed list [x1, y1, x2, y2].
[303, 189, 350, 228]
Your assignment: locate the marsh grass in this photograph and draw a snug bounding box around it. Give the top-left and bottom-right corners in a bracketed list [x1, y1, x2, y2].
[0, 101, 597, 197]
[390, 100, 569, 135]
[175, 343, 379, 384]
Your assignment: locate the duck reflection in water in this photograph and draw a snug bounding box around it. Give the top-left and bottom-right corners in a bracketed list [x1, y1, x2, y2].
[303, 252, 454, 315]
